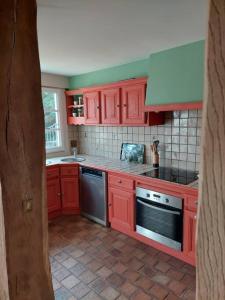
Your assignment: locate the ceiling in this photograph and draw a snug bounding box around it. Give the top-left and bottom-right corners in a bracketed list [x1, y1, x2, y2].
[37, 0, 207, 76]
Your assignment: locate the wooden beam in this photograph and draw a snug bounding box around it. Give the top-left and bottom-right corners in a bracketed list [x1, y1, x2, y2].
[197, 0, 225, 298]
[0, 1, 54, 299]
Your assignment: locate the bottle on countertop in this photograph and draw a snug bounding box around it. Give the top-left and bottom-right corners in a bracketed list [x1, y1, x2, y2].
[150, 140, 159, 168]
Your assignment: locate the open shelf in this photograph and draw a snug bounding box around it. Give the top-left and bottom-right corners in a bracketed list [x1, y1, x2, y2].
[65, 91, 85, 125]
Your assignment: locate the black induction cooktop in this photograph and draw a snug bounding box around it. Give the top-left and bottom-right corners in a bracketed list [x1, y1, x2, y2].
[141, 167, 198, 185]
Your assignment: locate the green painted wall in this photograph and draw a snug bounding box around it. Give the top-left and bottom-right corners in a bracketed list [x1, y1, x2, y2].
[69, 40, 205, 105]
[146, 40, 205, 105]
[69, 59, 148, 89]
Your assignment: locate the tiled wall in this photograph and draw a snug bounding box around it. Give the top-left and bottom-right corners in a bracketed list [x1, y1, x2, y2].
[69, 110, 202, 171]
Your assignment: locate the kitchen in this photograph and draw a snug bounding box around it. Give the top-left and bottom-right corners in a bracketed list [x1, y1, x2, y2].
[42, 0, 204, 296]
[1, 1, 225, 300]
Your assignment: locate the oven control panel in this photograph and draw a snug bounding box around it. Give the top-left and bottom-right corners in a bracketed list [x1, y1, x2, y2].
[136, 187, 183, 210]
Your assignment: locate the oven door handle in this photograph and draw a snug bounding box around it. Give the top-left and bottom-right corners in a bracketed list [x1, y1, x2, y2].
[137, 199, 181, 215]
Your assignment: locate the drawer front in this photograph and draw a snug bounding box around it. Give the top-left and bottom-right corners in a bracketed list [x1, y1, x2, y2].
[109, 174, 134, 190]
[185, 196, 198, 211]
[61, 166, 79, 177]
[46, 167, 59, 179]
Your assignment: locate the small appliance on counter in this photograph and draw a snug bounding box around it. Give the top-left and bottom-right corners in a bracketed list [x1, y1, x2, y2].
[120, 143, 145, 164]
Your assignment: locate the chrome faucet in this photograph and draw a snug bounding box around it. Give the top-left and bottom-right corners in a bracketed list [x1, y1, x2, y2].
[71, 147, 77, 158]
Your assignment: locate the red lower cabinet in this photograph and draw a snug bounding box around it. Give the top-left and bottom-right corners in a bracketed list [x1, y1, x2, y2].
[108, 187, 134, 234]
[47, 178, 61, 215]
[183, 209, 197, 263]
[46, 165, 80, 219]
[61, 177, 79, 214]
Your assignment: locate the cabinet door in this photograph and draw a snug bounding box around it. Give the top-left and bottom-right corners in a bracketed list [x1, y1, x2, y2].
[61, 177, 79, 211]
[84, 91, 101, 124]
[101, 88, 121, 124]
[122, 84, 146, 125]
[183, 210, 197, 262]
[108, 187, 134, 233]
[47, 178, 61, 213]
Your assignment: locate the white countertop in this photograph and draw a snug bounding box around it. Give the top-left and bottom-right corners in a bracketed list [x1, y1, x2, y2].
[46, 154, 155, 175]
[46, 154, 198, 189]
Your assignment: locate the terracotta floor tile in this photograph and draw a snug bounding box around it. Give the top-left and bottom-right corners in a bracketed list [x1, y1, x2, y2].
[52, 277, 61, 291]
[155, 261, 171, 273]
[150, 283, 169, 299]
[49, 216, 196, 300]
[131, 290, 152, 300]
[128, 257, 144, 271]
[119, 281, 137, 297]
[100, 286, 120, 300]
[168, 280, 186, 296]
[167, 269, 185, 281]
[166, 292, 180, 300]
[54, 287, 73, 300]
[117, 295, 128, 300]
[51, 260, 63, 273]
[88, 278, 108, 294]
[112, 262, 128, 274]
[70, 249, 85, 259]
[123, 270, 140, 283]
[135, 276, 154, 291]
[76, 254, 92, 265]
[70, 282, 90, 298]
[61, 275, 80, 289]
[78, 270, 97, 284]
[96, 266, 113, 279]
[53, 267, 71, 282]
[151, 274, 171, 286]
[107, 273, 126, 288]
[81, 291, 102, 300]
[54, 251, 70, 263]
[61, 257, 78, 269]
[69, 262, 87, 277]
[86, 259, 103, 272]
[181, 289, 196, 300]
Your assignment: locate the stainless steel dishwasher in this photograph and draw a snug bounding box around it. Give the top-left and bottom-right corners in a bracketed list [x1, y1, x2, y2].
[79, 166, 108, 226]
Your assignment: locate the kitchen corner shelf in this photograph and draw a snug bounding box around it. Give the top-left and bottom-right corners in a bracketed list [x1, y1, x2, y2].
[65, 90, 85, 125]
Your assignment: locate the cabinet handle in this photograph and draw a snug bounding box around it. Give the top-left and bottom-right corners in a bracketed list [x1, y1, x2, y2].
[118, 180, 122, 184]
[194, 215, 197, 220]
[123, 104, 127, 107]
[195, 201, 198, 206]
[97, 106, 100, 109]
[109, 203, 112, 207]
[117, 105, 120, 108]
[57, 193, 61, 197]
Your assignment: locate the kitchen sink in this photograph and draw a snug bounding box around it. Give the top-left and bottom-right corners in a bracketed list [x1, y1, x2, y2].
[61, 157, 85, 163]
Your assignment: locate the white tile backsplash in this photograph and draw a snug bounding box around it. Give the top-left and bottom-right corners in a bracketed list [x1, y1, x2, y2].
[71, 110, 202, 171]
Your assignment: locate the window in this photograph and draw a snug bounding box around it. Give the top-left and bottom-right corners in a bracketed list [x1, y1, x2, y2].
[42, 88, 68, 153]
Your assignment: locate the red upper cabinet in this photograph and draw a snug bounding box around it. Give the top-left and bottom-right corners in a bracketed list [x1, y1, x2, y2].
[84, 91, 101, 124]
[122, 83, 146, 125]
[101, 88, 121, 124]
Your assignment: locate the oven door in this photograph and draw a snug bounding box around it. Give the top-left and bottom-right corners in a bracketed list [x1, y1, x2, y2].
[136, 196, 183, 251]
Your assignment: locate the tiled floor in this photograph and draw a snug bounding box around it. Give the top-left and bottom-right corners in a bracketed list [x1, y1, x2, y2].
[49, 216, 196, 300]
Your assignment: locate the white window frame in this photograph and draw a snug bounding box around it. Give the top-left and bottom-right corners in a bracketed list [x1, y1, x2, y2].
[42, 87, 69, 155]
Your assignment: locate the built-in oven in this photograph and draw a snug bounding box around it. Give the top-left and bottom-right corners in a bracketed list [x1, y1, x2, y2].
[136, 187, 183, 251]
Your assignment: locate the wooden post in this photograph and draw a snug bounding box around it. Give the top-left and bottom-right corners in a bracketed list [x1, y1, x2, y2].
[197, 0, 225, 299]
[0, 1, 54, 299]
